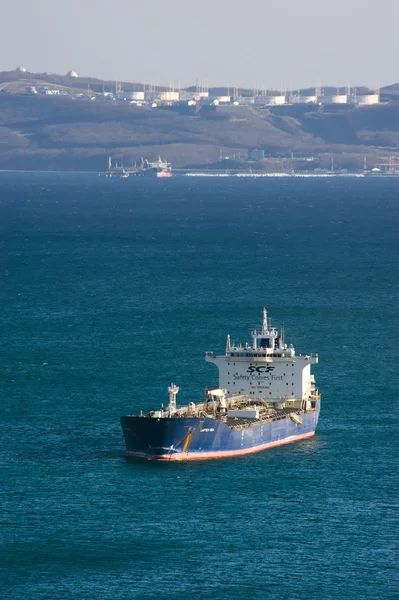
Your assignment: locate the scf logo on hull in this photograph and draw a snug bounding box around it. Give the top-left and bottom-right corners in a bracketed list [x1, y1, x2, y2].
[247, 366, 275, 374]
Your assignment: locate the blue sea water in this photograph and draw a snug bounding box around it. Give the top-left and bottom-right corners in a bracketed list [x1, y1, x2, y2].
[1, 173, 398, 600]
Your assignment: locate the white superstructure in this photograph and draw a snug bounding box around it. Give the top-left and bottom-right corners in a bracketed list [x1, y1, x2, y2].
[205, 309, 318, 403]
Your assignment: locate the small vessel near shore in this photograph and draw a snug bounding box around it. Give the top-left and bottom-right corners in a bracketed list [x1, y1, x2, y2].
[106, 156, 172, 178]
[120, 309, 320, 461]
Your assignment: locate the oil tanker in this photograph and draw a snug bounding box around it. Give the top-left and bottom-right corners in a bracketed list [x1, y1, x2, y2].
[120, 309, 320, 460]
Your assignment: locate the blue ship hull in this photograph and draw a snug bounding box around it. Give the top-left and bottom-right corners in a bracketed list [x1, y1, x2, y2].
[120, 402, 320, 461]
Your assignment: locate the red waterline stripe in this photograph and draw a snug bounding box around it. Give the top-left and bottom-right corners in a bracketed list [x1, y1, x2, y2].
[126, 431, 315, 461]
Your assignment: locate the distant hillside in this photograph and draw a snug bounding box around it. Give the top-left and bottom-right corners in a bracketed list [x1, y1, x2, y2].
[1, 70, 394, 100]
[380, 83, 399, 103]
[0, 71, 398, 171]
[0, 71, 164, 94]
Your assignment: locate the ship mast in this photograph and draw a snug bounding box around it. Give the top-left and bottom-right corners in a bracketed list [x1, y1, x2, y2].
[262, 308, 268, 334]
[168, 383, 179, 414]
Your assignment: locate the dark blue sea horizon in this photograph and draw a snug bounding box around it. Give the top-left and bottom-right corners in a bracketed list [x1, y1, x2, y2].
[1, 173, 398, 599]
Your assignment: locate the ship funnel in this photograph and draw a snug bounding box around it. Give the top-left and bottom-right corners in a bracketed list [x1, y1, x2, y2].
[226, 334, 231, 353]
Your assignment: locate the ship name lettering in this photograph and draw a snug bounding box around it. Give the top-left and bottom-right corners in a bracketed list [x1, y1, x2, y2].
[201, 428, 215, 433]
[247, 366, 275, 374]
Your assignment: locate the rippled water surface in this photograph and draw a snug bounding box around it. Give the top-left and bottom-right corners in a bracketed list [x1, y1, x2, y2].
[1, 173, 398, 599]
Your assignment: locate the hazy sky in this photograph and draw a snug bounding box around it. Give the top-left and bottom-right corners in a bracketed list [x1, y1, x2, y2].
[2, 0, 398, 89]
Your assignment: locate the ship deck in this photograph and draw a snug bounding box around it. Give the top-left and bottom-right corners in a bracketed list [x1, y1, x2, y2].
[226, 406, 312, 429]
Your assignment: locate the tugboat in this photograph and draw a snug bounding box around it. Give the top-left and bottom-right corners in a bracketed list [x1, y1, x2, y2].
[120, 310, 320, 460]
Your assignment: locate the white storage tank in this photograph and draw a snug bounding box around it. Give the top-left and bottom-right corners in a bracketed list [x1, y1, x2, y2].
[213, 96, 231, 104]
[319, 95, 347, 104]
[267, 95, 287, 105]
[332, 95, 348, 104]
[192, 91, 209, 100]
[123, 91, 145, 101]
[159, 91, 180, 102]
[355, 94, 380, 105]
